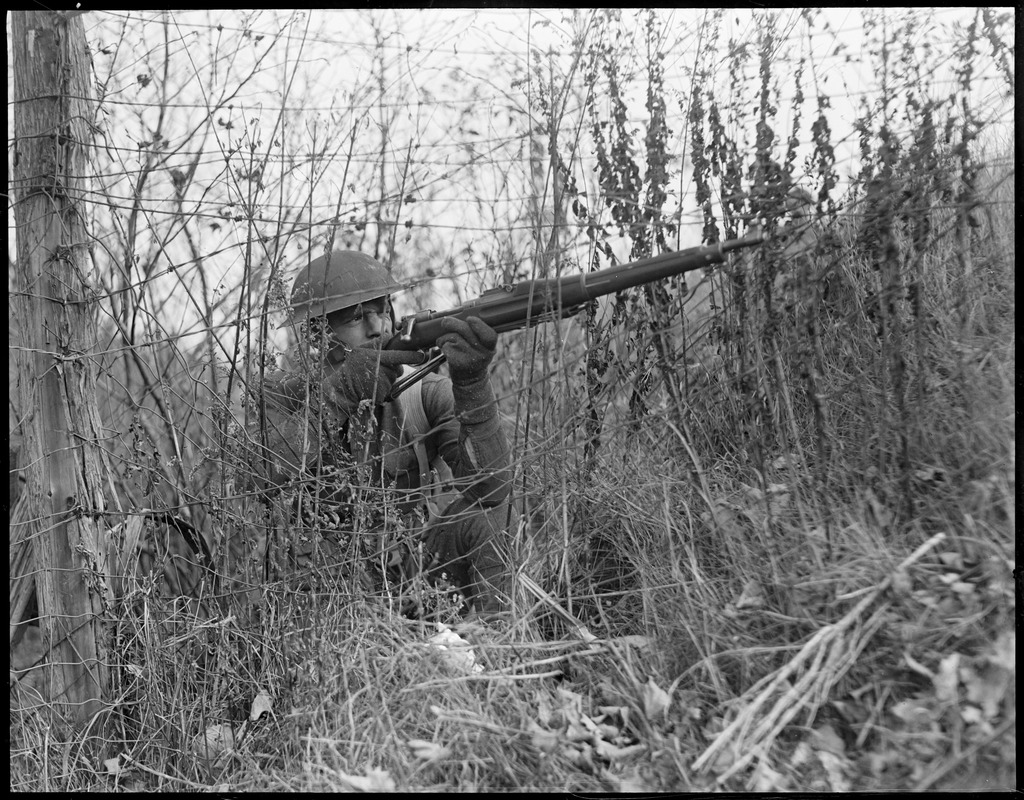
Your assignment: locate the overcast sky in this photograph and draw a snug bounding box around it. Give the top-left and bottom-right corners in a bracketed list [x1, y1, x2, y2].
[8, 8, 1014, 334]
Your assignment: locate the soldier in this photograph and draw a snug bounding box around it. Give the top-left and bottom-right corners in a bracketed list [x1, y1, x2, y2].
[253, 249, 513, 619]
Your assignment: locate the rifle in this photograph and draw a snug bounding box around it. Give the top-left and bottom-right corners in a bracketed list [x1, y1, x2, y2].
[384, 231, 764, 399]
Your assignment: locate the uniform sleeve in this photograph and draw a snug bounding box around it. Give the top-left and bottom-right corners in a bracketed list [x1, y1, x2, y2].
[421, 374, 512, 507]
[245, 372, 343, 491]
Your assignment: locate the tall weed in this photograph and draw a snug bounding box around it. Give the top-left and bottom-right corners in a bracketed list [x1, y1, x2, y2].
[10, 8, 1014, 793]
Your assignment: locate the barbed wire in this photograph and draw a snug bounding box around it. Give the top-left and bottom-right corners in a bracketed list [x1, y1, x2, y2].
[10, 12, 1015, 389]
[87, 7, 998, 60]
[11, 139, 1013, 224]
[8, 102, 1012, 206]
[11, 69, 1006, 118]
[10, 178, 1011, 355]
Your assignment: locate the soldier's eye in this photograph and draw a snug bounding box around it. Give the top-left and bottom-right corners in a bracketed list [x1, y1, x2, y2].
[332, 306, 363, 327]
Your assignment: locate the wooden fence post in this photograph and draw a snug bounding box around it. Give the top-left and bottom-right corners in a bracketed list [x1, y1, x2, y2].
[10, 9, 112, 736]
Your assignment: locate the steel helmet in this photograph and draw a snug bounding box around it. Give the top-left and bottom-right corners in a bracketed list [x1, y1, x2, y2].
[289, 249, 403, 322]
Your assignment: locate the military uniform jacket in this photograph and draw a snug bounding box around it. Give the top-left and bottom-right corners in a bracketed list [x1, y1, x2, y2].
[251, 368, 512, 519]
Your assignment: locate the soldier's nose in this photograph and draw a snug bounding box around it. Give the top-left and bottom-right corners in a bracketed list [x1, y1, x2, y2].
[364, 311, 386, 338]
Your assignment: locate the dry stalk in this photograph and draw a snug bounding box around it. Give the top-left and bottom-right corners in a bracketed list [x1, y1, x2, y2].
[692, 531, 947, 781]
[519, 574, 598, 643]
[9, 495, 33, 647]
[912, 712, 1016, 792]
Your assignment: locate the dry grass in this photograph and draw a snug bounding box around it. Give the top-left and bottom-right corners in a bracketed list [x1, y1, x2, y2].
[11, 183, 1015, 791]
[9, 13, 1015, 792]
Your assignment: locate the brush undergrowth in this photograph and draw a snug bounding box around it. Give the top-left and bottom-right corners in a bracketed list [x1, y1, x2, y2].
[10, 8, 1014, 794]
[10, 205, 1014, 790]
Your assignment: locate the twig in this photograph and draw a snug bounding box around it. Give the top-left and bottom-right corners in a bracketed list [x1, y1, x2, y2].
[119, 754, 213, 790]
[519, 574, 598, 643]
[406, 670, 566, 690]
[693, 532, 947, 778]
[912, 713, 1016, 793]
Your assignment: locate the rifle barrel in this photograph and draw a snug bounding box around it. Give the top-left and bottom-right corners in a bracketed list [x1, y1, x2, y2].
[576, 232, 763, 300]
[386, 232, 764, 351]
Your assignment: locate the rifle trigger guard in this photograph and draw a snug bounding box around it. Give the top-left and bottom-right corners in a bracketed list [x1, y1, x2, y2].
[386, 347, 446, 401]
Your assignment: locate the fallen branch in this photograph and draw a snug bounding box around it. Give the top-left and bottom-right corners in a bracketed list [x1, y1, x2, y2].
[692, 531, 947, 783]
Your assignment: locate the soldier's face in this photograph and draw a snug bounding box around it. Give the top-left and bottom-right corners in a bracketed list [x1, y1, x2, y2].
[323, 297, 393, 364]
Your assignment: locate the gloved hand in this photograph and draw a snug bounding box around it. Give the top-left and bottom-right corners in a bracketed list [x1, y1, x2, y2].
[437, 316, 497, 385]
[327, 346, 423, 411]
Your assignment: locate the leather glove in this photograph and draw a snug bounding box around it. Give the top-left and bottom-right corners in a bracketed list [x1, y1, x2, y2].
[438, 316, 497, 385]
[326, 346, 423, 412]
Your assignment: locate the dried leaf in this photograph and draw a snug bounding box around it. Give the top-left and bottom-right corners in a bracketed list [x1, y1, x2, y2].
[933, 653, 960, 705]
[987, 629, 1015, 672]
[643, 678, 672, 723]
[734, 579, 766, 610]
[427, 625, 484, 675]
[103, 755, 126, 776]
[662, 689, 700, 725]
[913, 467, 947, 485]
[565, 717, 592, 743]
[891, 568, 913, 596]
[817, 750, 851, 792]
[527, 720, 560, 754]
[556, 687, 585, 716]
[768, 483, 791, 514]
[608, 766, 650, 792]
[192, 723, 235, 771]
[710, 746, 738, 773]
[790, 740, 813, 768]
[597, 704, 630, 722]
[250, 688, 274, 721]
[890, 698, 936, 729]
[751, 759, 788, 792]
[961, 665, 1010, 720]
[982, 556, 1014, 598]
[797, 527, 827, 557]
[741, 483, 764, 502]
[594, 739, 646, 761]
[595, 720, 620, 740]
[960, 704, 986, 726]
[407, 738, 450, 762]
[335, 767, 396, 792]
[610, 634, 653, 649]
[567, 743, 594, 769]
[809, 724, 845, 756]
[912, 589, 939, 609]
[864, 488, 892, 529]
[864, 750, 888, 777]
[579, 713, 600, 734]
[536, 690, 554, 727]
[709, 503, 744, 538]
[772, 452, 802, 470]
